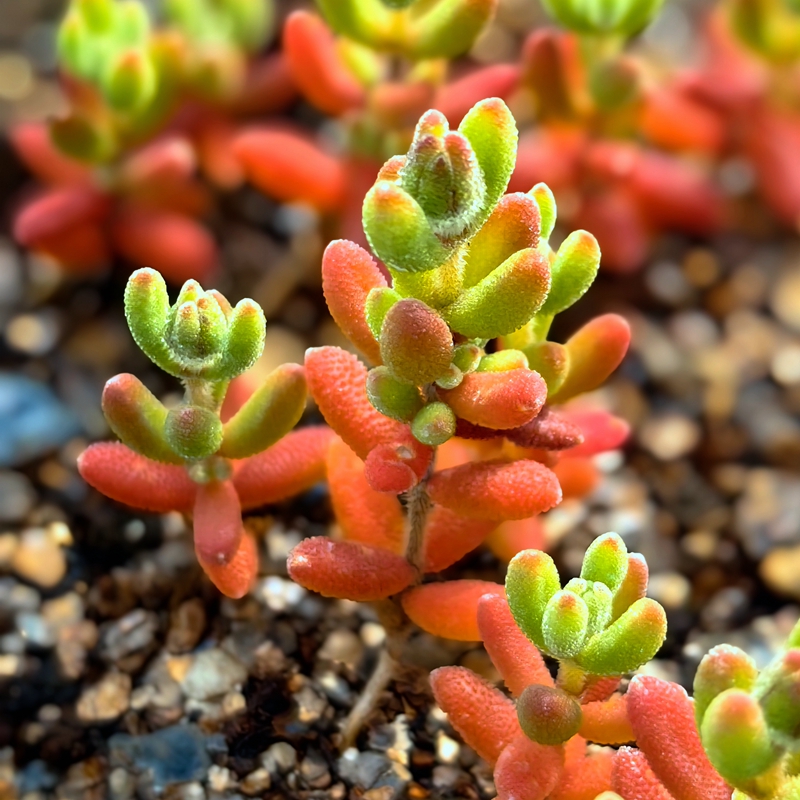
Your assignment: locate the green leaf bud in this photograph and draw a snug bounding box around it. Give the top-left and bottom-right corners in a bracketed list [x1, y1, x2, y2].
[124, 269, 183, 376]
[381, 0, 414, 7]
[379, 299, 453, 385]
[407, 0, 498, 59]
[211, 299, 267, 380]
[530, 183, 557, 244]
[221, 0, 274, 52]
[103, 48, 157, 113]
[363, 180, 450, 274]
[538, 230, 600, 318]
[411, 401, 456, 446]
[433, 364, 463, 390]
[701, 689, 781, 789]
[563, 579, 612, 639]
[610, 552, 648, 621]
[541, 0, 665, 36]
[366, 366, 425, 422]
[477, 350, 529, 372]
[57, 12, 92, 79]
[114, 0, 151, 47]
[580, 532, 628, 593]
[451, 343, 482, 374]
[101, 373, 180, 463]
[694, 645, 758, 729]
[365, 287, 401, 341]
[542, 589, 589, 659]
[77, 0, 115, 33]
[399, 111, 486, 242]
[506, 550, 561, 651]
[757, 649, 800, 747]
[517, 685, 583, 745]
[316, 0, 393, 50]
[458, 98, 518, 229]
[443, 248, 551, 339]
[589, 57, 640, 111]
[219, 363, 306, 459]
[50, 114, 114, 163]
[524, 341, 569, 395]
[577, 598, 667, 676]
[164, 404, 223, 459]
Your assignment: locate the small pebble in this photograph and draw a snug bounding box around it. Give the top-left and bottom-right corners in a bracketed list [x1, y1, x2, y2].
[0, 471, 35, 522]
[639, 414, 701, 460]
[76, 672, 132, 724]
[260, 742, 297, 775]
[11, 528, 66, 588]
[181, 649, 247, 701]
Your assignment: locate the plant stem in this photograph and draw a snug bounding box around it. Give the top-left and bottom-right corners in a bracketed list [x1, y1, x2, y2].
[405, 476, 432, 582]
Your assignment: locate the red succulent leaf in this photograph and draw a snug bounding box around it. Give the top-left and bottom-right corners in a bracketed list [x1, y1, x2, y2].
[485, 516, 546, 563]
[233, 426, 333, 511]
[283, 11, 366, 116]
[439, 369, 547, 430]
[371, 81, 436, 130]
[14, 186, 110, 246]
[363, 438, 433, 494]
[402, 580, 504, 641]
[510, 127, 583, 194]
[233, 125, 346, 212]
[10, 122, 92, 186]
[477, 593, 553, 696]
[428, 459, 562, 521]
[422, 506, 496, 574]
[494, 732, 565, 800]
[579, 694, 634, 745]
[111, 207, 216, 284]
[612, 747, 677, 800]
[231, 52, 298, 116]
[220, 374, 256, 423]
[36, 221, 109, 273]
[563, 410, 629, 457]
[287, 537, 413, 600]
[199, 531, 258, 599]
[121, 137, 196, 189]
[435, 64, 520, 126]
[626, 676, 730, 800]
[430, 666, 520, 764]
[195, 116, 244, 190]
[321, 239, 386, 364]
[327, 435, 405, 553]
[505, 406, 585, 450]
[78, 442, 196, 513]
[641, 87, 725, 155]
[193, 479, 243, 566]
[580, 676, 622, 703]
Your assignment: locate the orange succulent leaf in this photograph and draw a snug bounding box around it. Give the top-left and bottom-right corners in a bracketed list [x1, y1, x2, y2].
[402, 580, 504, 641]
[193, 479, 243, 566]
[199, 531, 258, 600]
[284, 11, 366, 116]
[36, 221, 109, 273]
[626, 676, 730, 800]
[422, 506, 496, 574]
[428, 459, 562, 521]
[494, 732, 565, 800]
[78, 442, 196, 513]
[111, 207, 217, 285]
[14, 186, 110, 247]
[550, 746, 614, 800]
[611, 747, 676, 800]
[233, 125, 346, 212]
[231, 52, 299, 117]
[477, 593, 553, 696]
[436, 64, 520, 126]
[564, 410, 629, 457]
[220, 374, 257, 423]
[552, 457, 600, 499]
[321, 239, 386, 364]
[439, 369, 547, 430]
[640, 88, 725, 155]
[233, 426, 333, 511]
[506, 406, 585, 450]
[630, 154, 724, 237]
[549, 314, 631, 404]
[327, 435, 405, 553]
[575, 187, 650, 274]
[510, 127, 583, 195]
[121, 137, 196, 190]
[579, 694, 634, 745]
[10, 122, 91, 186]
[486, 516, 546, 563]
[429, 666, 520, 764]
[580, 676, 622, 703]
[305, 346, 407, 459]
[287, 537, 413, 601]
[370, 81, 436, 131]
[434, 437, 482, 472]
[195, 117, 244, 190]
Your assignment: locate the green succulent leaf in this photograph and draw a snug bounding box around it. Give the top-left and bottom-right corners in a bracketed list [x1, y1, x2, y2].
[530, 182, 557, 244]
[366, 366, 425, 422]
[164, 404, 223, 459]
[537, 230, 600, 318]
[411, 401, 456, 445]
[506, 549, 561, 651]
[542, 589, 590, 659]
[580, 532, 628, 593]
